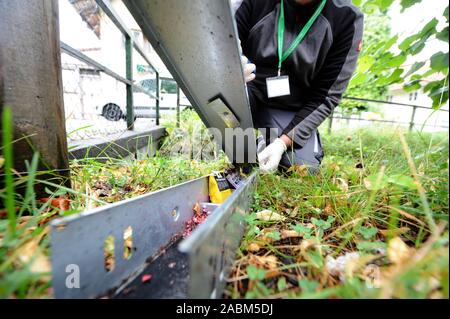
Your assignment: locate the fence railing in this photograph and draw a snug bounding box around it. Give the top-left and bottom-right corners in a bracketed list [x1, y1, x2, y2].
[61, 0, 448, 136]
[328, 96, 449, 132]
[61, 0, 161, 131]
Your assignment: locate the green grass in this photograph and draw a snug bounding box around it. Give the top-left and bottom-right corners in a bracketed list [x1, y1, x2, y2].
[1, 107, 448, 299]
[0, 109, 230, 298]
[225, 128, 449, 299]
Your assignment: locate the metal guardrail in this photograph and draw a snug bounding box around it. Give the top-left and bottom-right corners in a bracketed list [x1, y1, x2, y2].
[50, 171, 258, 299]
[328, 96, 450, 132]
[62, 0, 447, 135]
[61, 0, 162, 129]
[123, 0, 257, 164]
[50, 176, 210, 298]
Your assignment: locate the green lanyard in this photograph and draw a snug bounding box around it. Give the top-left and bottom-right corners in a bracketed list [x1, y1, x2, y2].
[277, 0, 327, 76]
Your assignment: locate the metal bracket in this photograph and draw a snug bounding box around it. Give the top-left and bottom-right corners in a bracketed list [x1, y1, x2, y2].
[208, 96, 240, 129]
[50, 177, 209, 299]
[180, 172, 258, 298]
[115, 172, 258, 299]
[50, 172, 258, 299]
[122, 0, 257, 162]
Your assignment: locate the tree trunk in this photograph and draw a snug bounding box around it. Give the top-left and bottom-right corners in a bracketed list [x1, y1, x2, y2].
[0, 0, 70, 197]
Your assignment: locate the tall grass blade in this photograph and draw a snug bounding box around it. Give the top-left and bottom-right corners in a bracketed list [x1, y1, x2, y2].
[2, 106, 16, 237]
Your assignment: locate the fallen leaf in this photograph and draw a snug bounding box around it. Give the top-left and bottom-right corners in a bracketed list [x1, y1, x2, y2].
[17, 216, 33, 229]
[281, 229, 301, 239]
[255, 210, 286, 222]
[255, 228, 278, 244]
[329, 163, 340, 172]
[323, 202, 335, 215]
[326, 252, 360, 280]
[251, 255, 279, 270]
[39, 197, 71, 211]
[300, 239, 317, 252]
[93, 180, 112, 197]
[247, 243, 261, 252]
[193, 203, 201, 216]
[334, 178, 349, 193]
[16, 232, 51, 275]
[387, 237, 411, 265]
[288, 206, 299, 218]
[287, 165, 309, 177]
[363, 179, 372, 190]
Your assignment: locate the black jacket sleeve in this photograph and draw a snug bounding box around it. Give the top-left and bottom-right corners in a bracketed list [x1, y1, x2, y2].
[235, 0, 254, 46]
[282, 10, 364, 147]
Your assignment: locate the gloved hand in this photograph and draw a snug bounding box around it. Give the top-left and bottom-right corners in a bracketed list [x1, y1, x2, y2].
[258, 138, 287, 173]
[241, 55, 256, 83]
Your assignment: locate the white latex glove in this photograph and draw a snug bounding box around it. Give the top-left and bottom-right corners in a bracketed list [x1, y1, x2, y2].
[258, 138, 287, 173]
[241, 55, 256, 83]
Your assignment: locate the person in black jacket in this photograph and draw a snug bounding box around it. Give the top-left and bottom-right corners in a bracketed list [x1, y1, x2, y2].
[234, 0, 364, 173]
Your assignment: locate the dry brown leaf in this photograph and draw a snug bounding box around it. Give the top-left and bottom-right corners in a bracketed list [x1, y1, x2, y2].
[134, 184, 149, 196]
[329, 163, 340, 172]
[326, 252, 360, 279]
[255, 210, 286, 222]
[334, 178, 349, 193]
[251, 255, 279, 269]
[17, 216, 33, 229]
[288, 206, 300, 218]
[255, 228, 279, 244]
[39, 197, 71, 211]
[281, 229, 301, 239]
[323, 202, 335, 215]
[287, 165, 309, 177]
[387, 237, 412, 265]
[0, 207, 20, 218]
[17, 233, 51, 275]
[247, 243, 261, 252]
[193, 203, 201, 216]
[300, 239, 317, 252]
[363, 178, 373, 190]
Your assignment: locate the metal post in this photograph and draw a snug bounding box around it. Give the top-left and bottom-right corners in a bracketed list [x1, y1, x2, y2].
[125, 35, 134, 129]
[176, 86, 181, 128]
[156, 72, 161, 126]
[0, 50, 3, 108]
[409, 106, 417, 132]
[0, 0, 70, 195]
[328, 110, 334, 133]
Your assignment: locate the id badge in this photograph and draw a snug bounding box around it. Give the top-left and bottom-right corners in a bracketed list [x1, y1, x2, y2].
[266, 75, 290, 98]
